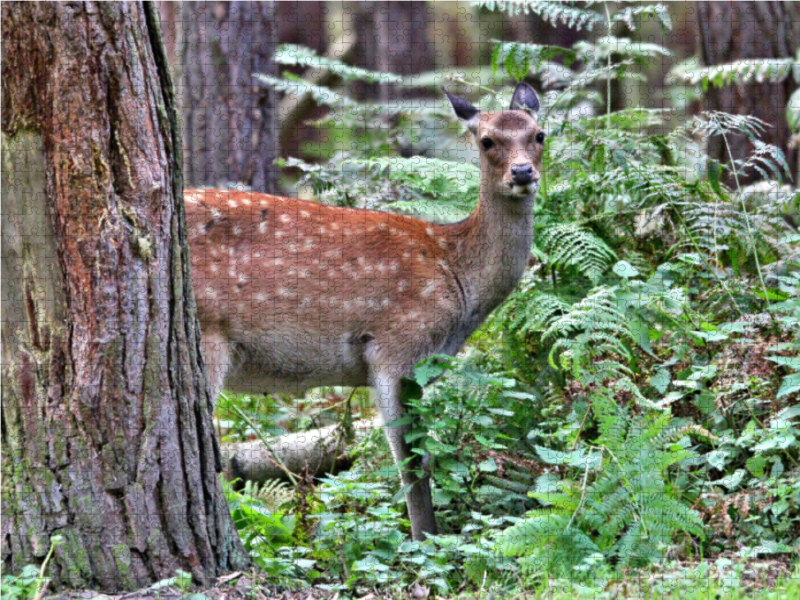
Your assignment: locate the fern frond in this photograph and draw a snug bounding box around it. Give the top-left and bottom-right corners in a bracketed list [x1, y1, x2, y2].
[254, 73, 355, 107]
[672, 56, 793, 88]
[479, 0, 603, 30]
[540, 224, 616, 283]
[274, 44, 403, 84]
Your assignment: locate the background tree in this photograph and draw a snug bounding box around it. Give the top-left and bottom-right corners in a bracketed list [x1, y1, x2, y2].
[1, 1, 249, 591]
[697, 1, 800, 183]
[165, 1, 280, 194]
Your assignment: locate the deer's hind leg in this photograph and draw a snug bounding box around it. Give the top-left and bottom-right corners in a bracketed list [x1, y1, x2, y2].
[200, 326, 232, 404]
[369, 363, 436, 541]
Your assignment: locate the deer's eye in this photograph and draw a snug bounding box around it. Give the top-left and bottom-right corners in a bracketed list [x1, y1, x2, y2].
[480, 138, 494, 151]
[536, 132, 545, 144]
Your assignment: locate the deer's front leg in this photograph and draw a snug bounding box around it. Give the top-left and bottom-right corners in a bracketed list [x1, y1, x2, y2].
[371, 368, 437, 541]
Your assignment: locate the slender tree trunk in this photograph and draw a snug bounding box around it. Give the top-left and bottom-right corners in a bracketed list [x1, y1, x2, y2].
[697, 1, 800, 184]
[1, 1, 249, 591]
[351, 1, 435, 102]
[180, 1, 279, 194]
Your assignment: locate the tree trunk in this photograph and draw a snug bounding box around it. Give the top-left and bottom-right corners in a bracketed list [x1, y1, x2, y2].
[1, 1, 249, 591]
[696, 1, 800, 183]
[180, 1, 279, 194]
[351, 1, 435, 102]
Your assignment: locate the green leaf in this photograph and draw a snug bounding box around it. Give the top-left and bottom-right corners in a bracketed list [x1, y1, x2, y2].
[707, 160, 724, 197]
[777, 373, 800, 398]
[649, 369, 671, 394]
[613, 260, 639, 279]
[478, 457, 498, 472]
[767, 356, 800, 369]
[746, 455, 767, 477]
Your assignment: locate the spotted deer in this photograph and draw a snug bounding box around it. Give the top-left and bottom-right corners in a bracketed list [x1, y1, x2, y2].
[186, 83, 544, 540]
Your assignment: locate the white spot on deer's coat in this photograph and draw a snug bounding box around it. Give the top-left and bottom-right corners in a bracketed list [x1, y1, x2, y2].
[233, 225, 242, 235]
[228, 200, 237, 208]
[398, 280, 408, 292]
[274, 258, 284, 266]
[280, 214, 291, 224]
[426, 227, 434, 237]
[421, 281, 436, 298]
[242, 198, 251, 205]
[258, 222, 268, 233]
[255, 293, 266, 302]
[300, 210, 310, 218]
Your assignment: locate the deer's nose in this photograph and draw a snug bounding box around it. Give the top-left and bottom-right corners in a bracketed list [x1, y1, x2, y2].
[511, 164, 535, 185]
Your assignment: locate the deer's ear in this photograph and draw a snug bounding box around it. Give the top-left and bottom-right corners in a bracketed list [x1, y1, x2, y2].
[510, 82, 540, 119]
[443, 88, 481, 133]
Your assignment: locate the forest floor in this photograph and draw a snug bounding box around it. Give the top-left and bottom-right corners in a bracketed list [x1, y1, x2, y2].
[42, 556, 798, 600]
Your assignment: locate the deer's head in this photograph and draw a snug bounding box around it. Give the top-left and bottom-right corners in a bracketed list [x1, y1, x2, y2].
[444, 82, 544, 200]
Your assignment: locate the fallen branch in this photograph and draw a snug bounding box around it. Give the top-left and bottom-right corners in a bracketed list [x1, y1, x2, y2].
[222, 418, 380, 484]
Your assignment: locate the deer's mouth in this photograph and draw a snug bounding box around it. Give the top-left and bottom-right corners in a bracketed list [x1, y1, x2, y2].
[507, 181, 539, 197]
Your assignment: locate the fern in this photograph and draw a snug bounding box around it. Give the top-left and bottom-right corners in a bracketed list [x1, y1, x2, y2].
[248, 479, 294, 512]
[254, 73, 356, 108]
[354, 157, 480, 221]
[273, 44, 403, 84]
[609, 4, 672, 30]
[539, 224, 616, 283]
[500, 405, 705, 574]
[671, 56, 796, 89]
[480, 1, 603, 31]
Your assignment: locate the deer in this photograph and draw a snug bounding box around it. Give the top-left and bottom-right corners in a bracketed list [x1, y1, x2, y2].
[185, 82, 544, 541]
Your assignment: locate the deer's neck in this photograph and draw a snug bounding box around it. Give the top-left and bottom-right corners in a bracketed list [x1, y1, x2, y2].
[446, 186, 534, 319]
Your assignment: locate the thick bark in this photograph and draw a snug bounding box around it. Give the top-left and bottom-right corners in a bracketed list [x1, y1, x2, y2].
[696, 1, 800, 183]
[1, 1, 249, 591]
[180, 1, 279, 194]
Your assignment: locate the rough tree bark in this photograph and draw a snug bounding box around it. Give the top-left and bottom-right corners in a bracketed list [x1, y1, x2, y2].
[180, 1, 279, 194]
[696, 1, 800, 183]
[1, 1, 249, 591]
